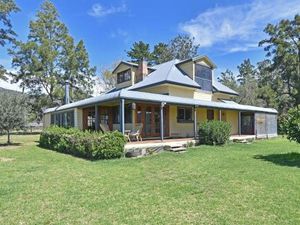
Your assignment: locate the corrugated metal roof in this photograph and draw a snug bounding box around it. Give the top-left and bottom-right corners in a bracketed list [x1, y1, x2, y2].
[123, 58, 238, 95]
[128, 59, 201, 90]
[44, 89, 277, 114]
[213, 78, 239, 95]
[43, 90, 121, 113]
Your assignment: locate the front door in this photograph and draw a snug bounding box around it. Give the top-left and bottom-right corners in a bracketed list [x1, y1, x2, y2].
[241, 112, 255, 135]
[136, 103, 169, 138]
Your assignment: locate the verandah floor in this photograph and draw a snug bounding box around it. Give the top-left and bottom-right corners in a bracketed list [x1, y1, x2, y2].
[125, 135, 257, 149]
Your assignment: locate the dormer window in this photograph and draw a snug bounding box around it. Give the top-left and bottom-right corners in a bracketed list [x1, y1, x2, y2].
[117, 69, 131, 84]
[195, 64, 212, 91]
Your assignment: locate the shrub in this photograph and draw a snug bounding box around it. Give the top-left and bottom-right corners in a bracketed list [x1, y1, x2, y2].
[278, 113, 288, 135]
[40, 126, 126, 160]
[198, 120, 231, 145]
[283, 106, 300, 143]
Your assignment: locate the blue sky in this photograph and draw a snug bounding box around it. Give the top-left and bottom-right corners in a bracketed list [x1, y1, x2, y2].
[1, 0, 300, 82]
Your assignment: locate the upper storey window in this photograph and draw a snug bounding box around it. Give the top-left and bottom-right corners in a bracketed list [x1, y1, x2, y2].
[195, 64, 212, 92]
[117, 69, 131, 84]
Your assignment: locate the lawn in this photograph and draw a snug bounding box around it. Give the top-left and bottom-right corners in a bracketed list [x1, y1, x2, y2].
[0, 135, 299, 225]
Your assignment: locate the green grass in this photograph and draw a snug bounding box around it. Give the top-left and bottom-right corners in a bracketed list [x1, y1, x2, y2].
[0, 135, 299, 225]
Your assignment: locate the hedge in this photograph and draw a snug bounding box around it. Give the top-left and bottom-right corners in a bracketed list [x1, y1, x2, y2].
[198, 120, 231, 145]
[40, 126, 126, 160]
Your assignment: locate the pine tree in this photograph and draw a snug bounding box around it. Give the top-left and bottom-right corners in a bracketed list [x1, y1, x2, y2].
[10, 0, 95, 104]
[0, 0, 19, 80]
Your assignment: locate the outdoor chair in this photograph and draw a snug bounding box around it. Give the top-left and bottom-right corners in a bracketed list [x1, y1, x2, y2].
[99, 123, 110, 133]
[128, 123, 143, 142]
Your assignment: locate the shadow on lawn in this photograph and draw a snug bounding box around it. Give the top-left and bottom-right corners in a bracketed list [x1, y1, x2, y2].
[0, 143, 21, 147]
[254, 152, 300, 168]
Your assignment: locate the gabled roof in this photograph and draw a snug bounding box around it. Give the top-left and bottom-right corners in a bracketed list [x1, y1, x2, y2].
[128, 59, 201, 90]
[176, 55, 217, 69]
[112, 61, 155, 74]
[113, 56, 237, 95]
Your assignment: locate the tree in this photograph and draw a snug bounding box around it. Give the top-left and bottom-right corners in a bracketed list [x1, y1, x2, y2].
[283, 106, 300, 143]
[218, 69, 238, 91]
[237, 59, 256, 84]
[0, 92, 28, 144]
[256, 60, 281, 109]
[0, 0, 19, 80]
[60, 37, 96, 101]
[98, 68, 116, 93]
[126, 34, 200, 65]
[168, 34, 199, 61]
[10, 0, 95, 104]
[152, 42, 173, 64]
[259, 14, 300, 106]
[126, 41, 152, 63]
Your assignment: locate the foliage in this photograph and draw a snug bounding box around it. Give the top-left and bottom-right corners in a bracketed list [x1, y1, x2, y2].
[0, 0, 19, 47]
[40, 126, 126, 160]
[95, 63, 118, 93]
[198, 120, 231, 145]
[152, 42, 173, 64]
[9, 0, 95, 104]
[168, 34, 199, 61]
[278, 113, 288, 135]
[259, 14, 300, 110]
[218, 69, 238, 91]
[0, 91, 28, 144]
[126, 41, 152, 63]
[0, 0, 19, 80]
[126, 34, 199, 65]
[282, 106, 300, 143]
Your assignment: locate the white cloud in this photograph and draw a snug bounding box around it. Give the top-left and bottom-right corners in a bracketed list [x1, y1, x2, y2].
[180, 0, 300, 52]
[110, 29, 128, 38]
[110, 28, 130, 43]
[88, 2, 127, 17]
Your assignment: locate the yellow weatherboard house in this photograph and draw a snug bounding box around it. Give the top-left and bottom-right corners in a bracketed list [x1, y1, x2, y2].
[43, 55, 278, 140]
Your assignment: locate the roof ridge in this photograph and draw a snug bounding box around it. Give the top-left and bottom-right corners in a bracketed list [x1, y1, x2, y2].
[165, 60, 177, 80]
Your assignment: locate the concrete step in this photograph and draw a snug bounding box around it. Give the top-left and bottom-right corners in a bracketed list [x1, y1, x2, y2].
[169, 146, 187, 153]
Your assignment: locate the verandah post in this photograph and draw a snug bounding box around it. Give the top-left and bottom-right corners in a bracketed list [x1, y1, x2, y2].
[238, 111, 241, 135]
[193, 106, 197, 139]
[119, 98, 125, 134]
[95, 105, 99, 131]
[160, 102, 165, 141]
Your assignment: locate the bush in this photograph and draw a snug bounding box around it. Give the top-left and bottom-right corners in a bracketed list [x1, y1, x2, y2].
[198, 120, 231, 145]
[40, 126, 126, 160]
[283, 106, 300, 143]
[278, 113, 288, 135]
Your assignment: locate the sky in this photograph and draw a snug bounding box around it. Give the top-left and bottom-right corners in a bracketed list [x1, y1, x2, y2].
[1, 0, 300, 91]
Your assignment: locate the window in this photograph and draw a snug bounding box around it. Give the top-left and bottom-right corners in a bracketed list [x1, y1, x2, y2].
[125, 104, 132, 123]
[112, 104, 132, 123]
[117, 69, 131, 84]
[112, 106, 119, 124]
[207, 109, 214, 121]
[195, 64, 212, 91]
[177, 107, 192, 123]
[50, 110, 75, 127]
[87, 111, 95, 130]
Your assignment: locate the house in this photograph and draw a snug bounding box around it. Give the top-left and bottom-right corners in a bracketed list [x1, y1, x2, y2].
[43, 55, 278, 140]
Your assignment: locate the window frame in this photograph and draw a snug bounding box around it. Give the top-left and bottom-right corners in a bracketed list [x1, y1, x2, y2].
[207, 109, 214, 121]
[117, 69, 131, 84]
[195, 64, 213, 92]
[177, 106, 193, 123]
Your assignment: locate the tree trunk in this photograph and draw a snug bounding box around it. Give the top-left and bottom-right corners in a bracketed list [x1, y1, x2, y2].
[7, 130, 11, 145]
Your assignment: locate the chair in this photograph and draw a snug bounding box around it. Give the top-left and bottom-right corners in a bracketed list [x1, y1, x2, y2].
[99, 123, 110, 133]
[128, 123, 143, 142]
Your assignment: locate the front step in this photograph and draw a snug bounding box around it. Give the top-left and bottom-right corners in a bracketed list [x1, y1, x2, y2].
[167, 145, 187, 153]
